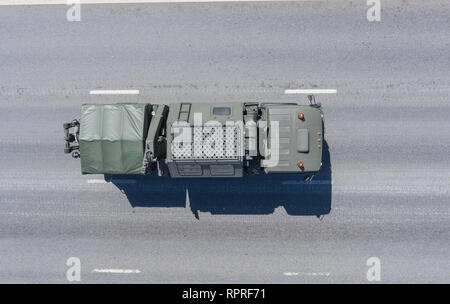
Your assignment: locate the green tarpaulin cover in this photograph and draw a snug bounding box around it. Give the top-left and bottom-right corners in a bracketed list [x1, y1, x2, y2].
[79, 104, 151, 174]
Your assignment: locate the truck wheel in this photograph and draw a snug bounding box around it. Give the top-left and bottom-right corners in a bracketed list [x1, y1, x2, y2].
[65, 134, 75, 142]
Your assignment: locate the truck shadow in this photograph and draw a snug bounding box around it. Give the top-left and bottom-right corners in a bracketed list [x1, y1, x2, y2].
[106, 141, 331, 218]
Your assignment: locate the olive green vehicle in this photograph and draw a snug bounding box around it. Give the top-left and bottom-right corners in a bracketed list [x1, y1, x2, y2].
[63, 97, 324, 180]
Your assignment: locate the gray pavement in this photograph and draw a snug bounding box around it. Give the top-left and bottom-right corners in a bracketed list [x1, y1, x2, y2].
[0, 0, 449, 283]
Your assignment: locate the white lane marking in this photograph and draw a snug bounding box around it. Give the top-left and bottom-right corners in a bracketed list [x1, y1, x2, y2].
[93, 268, 141, 274]
[112, 179, 137, 184]
[284, 272, 331, 277]
[86, 179, 108, 184]
[3, 178, 447, 195]
[0, 0, 303, 5]
[89, 90, 139, 95]
[285, 89, 337, 94]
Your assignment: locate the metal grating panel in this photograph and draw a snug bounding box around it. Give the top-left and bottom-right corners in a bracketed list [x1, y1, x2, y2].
[172, 126, 241, 160]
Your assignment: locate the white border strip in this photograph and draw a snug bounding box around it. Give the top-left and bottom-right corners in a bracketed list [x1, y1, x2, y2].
[1, 0, 302, 5]
[285, 89, 337, 94]
[93, 268, 141, 274]
[89, 89, 140, 95]
[284, 271, 331, 277]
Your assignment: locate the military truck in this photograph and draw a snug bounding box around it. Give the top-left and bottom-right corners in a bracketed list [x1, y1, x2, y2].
[63, 97, 324, 180]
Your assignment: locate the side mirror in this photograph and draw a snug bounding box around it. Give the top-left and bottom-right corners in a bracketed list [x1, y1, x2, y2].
[307, 95, 320, 107]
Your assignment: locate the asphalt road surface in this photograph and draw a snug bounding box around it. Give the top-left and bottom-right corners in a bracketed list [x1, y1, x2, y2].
[0, 0, 449, 283]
